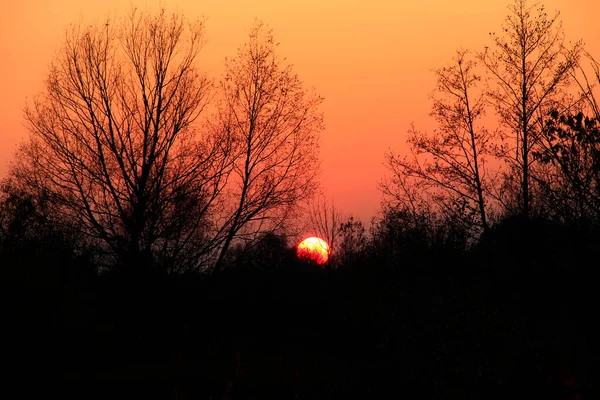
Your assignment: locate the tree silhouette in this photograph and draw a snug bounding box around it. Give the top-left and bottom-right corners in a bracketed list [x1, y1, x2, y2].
[16, 9, 234, 272]
[535, 110, 600, 221]
[479, 0, 581, 218]
[383, 50, 495, 238]
[0, 179, 96, 286]
[337, 216, 367, 266]
[307, 196, 342, 266]
[212, 21, 324, 270]
[570, 50, 600, 120]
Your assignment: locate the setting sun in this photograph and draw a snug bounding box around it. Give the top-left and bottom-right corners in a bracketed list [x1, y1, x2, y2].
[297, 236, 330, 265]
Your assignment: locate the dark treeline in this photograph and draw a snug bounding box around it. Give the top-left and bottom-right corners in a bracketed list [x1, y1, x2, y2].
[1, 0, 598, 398]
[2, 213, 595, 398]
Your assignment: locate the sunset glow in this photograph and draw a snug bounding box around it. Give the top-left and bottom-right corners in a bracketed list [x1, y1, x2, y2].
[1, 1, 595, 392]
[1, 1, 599, 223]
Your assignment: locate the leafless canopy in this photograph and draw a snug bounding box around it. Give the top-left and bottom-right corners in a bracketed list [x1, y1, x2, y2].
[307, 196, 342, 264]
[212, 21, 324, 269]
[479, 0, 581, 217]
[570, 50, 600, 120]
[21, 9, 230, 271]
[383, 50, 494, 238]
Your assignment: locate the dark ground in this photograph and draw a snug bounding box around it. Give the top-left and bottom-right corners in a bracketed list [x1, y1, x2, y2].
[2, 218, 596, 399]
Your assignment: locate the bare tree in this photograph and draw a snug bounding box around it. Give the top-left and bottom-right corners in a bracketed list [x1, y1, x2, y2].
[383, 50, 494, 237]
[337, 216, 367, 266]
[19, 9, 230, 272]
[479, 0, 581, 218]
[212, 21, 324, 270]
[307, 196, 342, 265]
[570, 50, 600, 119]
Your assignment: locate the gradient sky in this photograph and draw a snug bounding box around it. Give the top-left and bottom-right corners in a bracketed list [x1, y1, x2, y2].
[1, 0, 599, 224]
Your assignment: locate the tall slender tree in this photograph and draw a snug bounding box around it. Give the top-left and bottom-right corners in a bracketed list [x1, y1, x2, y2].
[479, 0, 581, 218]
[384, 50, 493, 237]
[212, 21, 324, 270]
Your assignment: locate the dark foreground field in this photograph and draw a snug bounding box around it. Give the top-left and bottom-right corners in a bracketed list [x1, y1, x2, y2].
[2, 219, 597, 399]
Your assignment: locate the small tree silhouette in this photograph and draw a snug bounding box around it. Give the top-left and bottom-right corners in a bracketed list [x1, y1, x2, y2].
[307, 196, 342, 266]
[535, 110, 600, 221]
[336, 216, 367, 266]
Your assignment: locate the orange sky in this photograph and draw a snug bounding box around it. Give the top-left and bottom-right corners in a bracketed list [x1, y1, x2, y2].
[1, 0, 599, 224]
